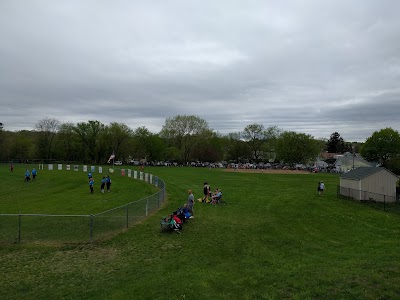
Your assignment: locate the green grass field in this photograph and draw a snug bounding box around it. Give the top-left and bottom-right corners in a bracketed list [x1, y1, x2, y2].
[1, 164, 400, 299]
[0, 164, 159, 214]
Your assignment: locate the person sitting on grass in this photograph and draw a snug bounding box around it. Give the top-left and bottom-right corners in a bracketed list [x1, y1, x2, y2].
[182, 204, 193, 219]
[211, 188, 222, 204]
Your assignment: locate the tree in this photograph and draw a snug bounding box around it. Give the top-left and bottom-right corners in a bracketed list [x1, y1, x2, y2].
[74, 120, 106, 163]
[160, 115, 210, 163]
[192, 130, 224, 162]
[35, 117, 60, 160]
[132, 126, 165, 162]
[360, 127, 400, 167]
[107, 122, 133, 161]
[326, 132, 346, 153]
[55, 122, 81, 162]
[242, 123, 265, 162]
[224, 132, 250, 163]
[242, 124, 281, 162]
[276, 131, 320, 165]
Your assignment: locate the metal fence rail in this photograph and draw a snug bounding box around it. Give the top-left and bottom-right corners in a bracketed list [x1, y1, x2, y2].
[0, 175, 166, 244]
[337, 185, 400, 213]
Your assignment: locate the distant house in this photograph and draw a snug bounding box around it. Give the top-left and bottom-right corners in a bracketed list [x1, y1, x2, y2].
[334, 152, 373, 173]
[339, 167, 399, 203]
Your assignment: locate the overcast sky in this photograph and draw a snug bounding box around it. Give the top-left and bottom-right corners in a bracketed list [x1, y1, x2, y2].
[1, 1, 399, 142]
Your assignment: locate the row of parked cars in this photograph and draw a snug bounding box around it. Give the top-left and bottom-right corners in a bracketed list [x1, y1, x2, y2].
[111, 160, 326, 172]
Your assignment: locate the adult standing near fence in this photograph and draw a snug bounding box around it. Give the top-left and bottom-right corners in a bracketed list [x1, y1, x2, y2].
[318, 181, 325, 196]
[106, 175, 112, 192]
[187, 189, 194, 217]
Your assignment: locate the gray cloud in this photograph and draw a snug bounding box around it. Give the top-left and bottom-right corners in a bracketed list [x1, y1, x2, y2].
[1, 0, 400, 142]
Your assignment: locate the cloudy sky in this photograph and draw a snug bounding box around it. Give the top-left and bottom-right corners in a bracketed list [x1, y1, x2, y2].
[1, 0, 399, 142]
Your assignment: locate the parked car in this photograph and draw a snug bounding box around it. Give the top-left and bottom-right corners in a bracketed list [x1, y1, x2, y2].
[114, 161, 123, 165]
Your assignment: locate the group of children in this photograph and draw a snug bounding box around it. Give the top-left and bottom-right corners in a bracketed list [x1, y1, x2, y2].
[88, 172, 112, 194]
[200, 182, 223, 205]
[24, 168, 37, 183]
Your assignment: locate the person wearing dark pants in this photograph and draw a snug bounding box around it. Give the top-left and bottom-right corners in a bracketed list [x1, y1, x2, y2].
[89, 178, 94, 193]
[106, 175, 112, 192]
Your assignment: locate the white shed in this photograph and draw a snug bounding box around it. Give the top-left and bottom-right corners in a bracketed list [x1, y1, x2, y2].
[339, 167, 398, 203]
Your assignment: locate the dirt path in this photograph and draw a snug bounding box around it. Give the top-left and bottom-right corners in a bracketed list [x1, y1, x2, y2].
[224, 168, 310, 174]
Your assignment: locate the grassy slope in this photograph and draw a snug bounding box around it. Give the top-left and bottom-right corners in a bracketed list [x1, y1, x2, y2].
[0, 166, 399, 299]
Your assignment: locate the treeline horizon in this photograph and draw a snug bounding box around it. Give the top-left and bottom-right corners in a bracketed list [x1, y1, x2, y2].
[0, 115, 373, 167]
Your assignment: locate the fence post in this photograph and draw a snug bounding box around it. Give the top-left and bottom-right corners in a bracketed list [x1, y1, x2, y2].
[18, 214, 21, 242]
[384, 195, 386, 211]
[89, 214, 94, 243]
[126, 206, 129, 228]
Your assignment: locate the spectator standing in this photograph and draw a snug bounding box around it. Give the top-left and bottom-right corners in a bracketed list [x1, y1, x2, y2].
[203, 182, 210, 202]
[187, 189, 194, 217]
[10, 164, 14, 173]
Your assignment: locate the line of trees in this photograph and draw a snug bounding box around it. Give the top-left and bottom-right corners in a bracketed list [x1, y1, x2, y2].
[0, 116, 399, 172]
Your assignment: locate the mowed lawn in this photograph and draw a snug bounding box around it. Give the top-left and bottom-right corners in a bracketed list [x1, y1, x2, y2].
[1, 165, 400, 299]
[0, 164, 159, 214]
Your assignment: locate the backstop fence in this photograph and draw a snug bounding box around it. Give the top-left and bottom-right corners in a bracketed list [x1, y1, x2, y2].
[0, 171, 166, 244]
[337, 185, 400, 213]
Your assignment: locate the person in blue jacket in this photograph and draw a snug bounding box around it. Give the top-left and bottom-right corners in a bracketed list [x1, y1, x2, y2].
[89, 177, 94, 193]
[106, 175, 112, 192]
[24, 169, 31, 183]
[32, 168, 37, 180]
[100, 177, 106, 193]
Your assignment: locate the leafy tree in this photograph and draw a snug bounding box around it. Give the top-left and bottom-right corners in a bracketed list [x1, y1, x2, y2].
[74, 120, 106, 163]
[242, 123, 266, 162]
[0, 125, 7, 161]
[326, 132, 346, 153]
[224, 132, 250, 163]
[192, 130, 224, 162]
[242, 124, 281, 162]
[55, 122, 81, 162]
[34, 117, 60, 160]
[276, 131, 320, 165]
[132, 126, 165, 162]
[160, 115, 210, 163]
[107, 122, 133, 161]
[360, 127, 400, 166]
[9, 130, 36, 161]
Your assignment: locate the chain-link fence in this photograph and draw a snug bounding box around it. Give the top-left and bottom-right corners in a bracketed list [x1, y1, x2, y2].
[337, 185, 400, 213]
[0, 176, 166, 244]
